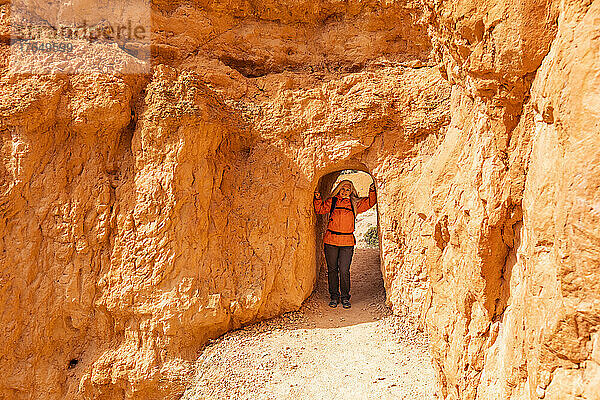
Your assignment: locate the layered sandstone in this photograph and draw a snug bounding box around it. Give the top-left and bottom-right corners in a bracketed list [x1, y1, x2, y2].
[417, 1, 600, 398]
[0, 0, 598, 399]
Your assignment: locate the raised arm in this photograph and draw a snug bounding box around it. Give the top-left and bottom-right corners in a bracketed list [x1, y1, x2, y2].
[314, 192, 333, 214]
[356, 183, 377, 213]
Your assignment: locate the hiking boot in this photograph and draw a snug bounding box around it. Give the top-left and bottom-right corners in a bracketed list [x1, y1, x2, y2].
[341, 299, 351, 309]
[329, 299, 339, 308]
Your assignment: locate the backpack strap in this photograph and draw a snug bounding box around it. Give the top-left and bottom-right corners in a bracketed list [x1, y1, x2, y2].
[329, 196, 337, 220]
[327, 229, 355, 235]
[329, 196, 356, 220]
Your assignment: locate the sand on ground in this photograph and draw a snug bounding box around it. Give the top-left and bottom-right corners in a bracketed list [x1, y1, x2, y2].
[182, 248, 439, 400]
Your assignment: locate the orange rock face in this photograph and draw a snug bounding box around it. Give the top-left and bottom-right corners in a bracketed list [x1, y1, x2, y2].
[0, 0, 598, 399]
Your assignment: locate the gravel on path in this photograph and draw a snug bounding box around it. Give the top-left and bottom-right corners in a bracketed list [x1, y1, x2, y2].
[182, 248, 439, 400]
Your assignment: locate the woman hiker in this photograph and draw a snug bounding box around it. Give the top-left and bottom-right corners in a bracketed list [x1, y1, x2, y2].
[313, 179, 377, 309]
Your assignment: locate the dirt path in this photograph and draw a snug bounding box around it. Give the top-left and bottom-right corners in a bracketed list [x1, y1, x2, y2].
[182, 248, 438, 400]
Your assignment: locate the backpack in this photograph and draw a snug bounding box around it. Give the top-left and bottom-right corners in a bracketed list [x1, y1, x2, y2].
[329, 196, 355, 221]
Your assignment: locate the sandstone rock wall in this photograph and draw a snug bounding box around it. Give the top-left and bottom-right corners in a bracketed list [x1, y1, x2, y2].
[412, 0, 600, 398]
[0, 0, 598, 399]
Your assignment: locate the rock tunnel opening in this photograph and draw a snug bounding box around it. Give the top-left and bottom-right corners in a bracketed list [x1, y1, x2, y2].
[313, 168, 386, 316]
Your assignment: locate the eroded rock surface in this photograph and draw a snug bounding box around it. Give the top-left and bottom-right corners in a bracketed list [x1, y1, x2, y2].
[0, 0, 598, 399]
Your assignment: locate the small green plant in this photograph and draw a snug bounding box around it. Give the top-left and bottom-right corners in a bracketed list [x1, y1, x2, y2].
[364, 226, 379, 247]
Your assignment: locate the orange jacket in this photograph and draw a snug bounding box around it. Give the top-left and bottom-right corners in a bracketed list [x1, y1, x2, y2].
[314, 186, 377, 246]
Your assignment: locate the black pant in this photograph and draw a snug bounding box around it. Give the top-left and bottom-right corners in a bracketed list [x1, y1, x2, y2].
[324, 244, 354, 301]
